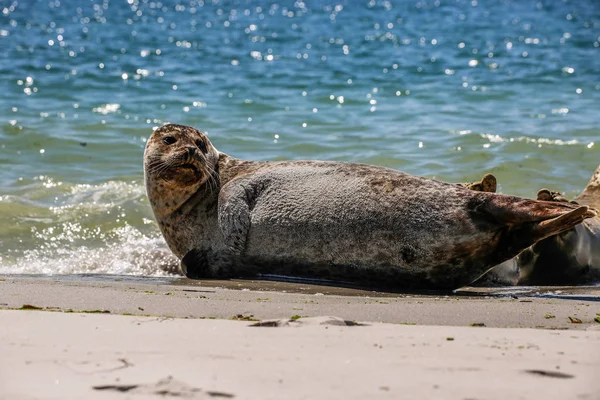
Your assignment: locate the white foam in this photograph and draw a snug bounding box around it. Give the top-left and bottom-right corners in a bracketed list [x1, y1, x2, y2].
[479, 133, 579, 146]
[0, 180, 180, 276]
[0, 224, 179, 276]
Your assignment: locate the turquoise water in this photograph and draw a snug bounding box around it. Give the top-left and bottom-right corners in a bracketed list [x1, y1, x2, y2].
[1, 0, 599, 275]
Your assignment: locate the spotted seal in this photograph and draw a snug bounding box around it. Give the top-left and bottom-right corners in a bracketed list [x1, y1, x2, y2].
[144, 124, 596, 289]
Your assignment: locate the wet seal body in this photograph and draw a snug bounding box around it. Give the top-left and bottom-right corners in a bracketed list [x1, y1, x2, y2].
[144, 124, 596, 290]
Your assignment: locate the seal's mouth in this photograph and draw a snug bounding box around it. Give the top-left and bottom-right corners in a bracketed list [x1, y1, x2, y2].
[146, 149, 211, 186]
[175, 163, 205, 183]
[178, 163, 200, 174]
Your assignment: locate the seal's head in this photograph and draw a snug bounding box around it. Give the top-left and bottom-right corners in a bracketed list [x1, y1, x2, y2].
[144, 124, 219, 218]
[145, 124, 218, 187]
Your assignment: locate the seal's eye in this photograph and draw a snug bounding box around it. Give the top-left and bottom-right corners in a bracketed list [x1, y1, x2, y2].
[195, 139, 207, 153]
[162, 136, 177, 145]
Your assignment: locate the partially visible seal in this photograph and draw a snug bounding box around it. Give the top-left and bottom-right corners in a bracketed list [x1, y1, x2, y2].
[474, 165, 600, 286]
[144, 124, 596, 289]
[516, 167, 600, 285]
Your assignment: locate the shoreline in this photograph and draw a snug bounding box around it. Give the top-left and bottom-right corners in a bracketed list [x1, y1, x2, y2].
[1, 274, 599, 329]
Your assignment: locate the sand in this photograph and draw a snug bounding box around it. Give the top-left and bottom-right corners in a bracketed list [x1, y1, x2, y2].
[1, 275, 600, 399]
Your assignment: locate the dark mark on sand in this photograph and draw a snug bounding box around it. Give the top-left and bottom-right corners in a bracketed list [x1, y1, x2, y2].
[206, 391, 235, 398]
[20, 304, 43, 310]
[182, 289, 215, 293]
[231, 314, 259, 321]
[93, 384, 139, 392]
[525, 369, 574, 379]
[81, 309, 110, 314]
[92, 376, 232, 397]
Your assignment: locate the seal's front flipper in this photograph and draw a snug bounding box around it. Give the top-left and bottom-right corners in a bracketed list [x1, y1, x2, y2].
[536, 189, 573, 203]
[180, 248, 236, 279]
[180, 248, 211, 279]
[218, 181, 252, 254]
[477, 173, 497, 193]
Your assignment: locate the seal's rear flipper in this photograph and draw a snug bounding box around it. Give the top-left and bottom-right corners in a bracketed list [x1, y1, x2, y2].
[532, 205, 594, 242]
[477, 196, 596, 242]
[470, 198, 596, 274]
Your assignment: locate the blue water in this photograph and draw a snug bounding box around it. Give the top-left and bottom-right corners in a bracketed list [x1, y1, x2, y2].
[1, 0, 599, 275]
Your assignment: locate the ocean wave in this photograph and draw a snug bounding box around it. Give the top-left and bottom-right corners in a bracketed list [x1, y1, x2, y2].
[480, 133, 580, 146]
[0, 224, 179, 276]
[0, 179, 180, 276]
[449, 130, 587, 147]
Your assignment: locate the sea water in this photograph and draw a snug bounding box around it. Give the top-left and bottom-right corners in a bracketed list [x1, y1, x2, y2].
[1, 0, 598, 275]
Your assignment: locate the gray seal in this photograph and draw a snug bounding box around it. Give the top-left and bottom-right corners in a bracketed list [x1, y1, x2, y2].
[144, 124, 596, 289]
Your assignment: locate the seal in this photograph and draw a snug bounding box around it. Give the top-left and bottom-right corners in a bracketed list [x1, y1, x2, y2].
[144, 124, 596, 289]
[473, 165, 600, 286]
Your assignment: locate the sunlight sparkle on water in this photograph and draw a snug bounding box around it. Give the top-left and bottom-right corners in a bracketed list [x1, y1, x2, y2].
[92, 104, 120, 115]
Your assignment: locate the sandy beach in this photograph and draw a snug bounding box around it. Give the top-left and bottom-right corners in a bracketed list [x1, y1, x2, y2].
[1, 275, 599, 399]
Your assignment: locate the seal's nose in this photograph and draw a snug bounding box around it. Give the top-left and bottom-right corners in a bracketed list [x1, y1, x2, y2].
[186, 146, 196, 159]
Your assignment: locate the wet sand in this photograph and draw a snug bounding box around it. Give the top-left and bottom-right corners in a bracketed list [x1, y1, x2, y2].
[1, 275, 600, 399]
